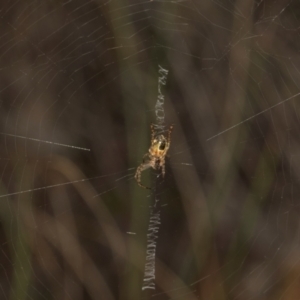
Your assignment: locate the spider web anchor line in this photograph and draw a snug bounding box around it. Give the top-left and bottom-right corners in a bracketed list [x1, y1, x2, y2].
[0, 132, 90, 151]
[153, 65, 169, 134]
[141, 209, 161, 291]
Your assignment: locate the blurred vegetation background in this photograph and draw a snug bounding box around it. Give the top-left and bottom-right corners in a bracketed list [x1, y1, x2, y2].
[0, 0, 300, 299]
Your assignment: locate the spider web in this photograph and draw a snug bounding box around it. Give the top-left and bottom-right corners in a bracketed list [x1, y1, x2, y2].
[0, 0, 300, 299]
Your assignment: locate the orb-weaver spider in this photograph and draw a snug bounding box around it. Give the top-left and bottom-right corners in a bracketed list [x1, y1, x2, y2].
[135, 124, 173, 189]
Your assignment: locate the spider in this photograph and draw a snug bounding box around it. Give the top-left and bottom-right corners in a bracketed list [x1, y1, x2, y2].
[135, 124, 174, 189]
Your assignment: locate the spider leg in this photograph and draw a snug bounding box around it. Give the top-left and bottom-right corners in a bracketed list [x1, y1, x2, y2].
[150, 123, 155, 144]
[142, 153, 150, 163]
[168, 124, 174, 142]
[134, 162, 152, 190]
[160, 158, 166, 178]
